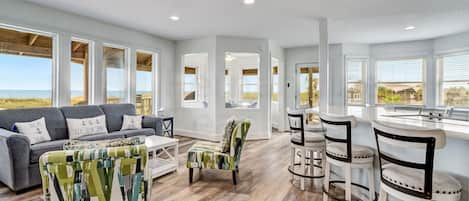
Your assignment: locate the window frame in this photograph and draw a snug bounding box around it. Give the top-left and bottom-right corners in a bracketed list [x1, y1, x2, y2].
[135, 49, 158, 114]
[345, 56, 368, 106]
[271, 57, 280, 103]
[102, 43, 130, 104]
[70, 37, 94, 105]
[182, 65, 200, 103]
[240, 68, 260, 102]
[374, 57, 426, 106]
[0, 23, 59, 107]
[436, 51, 469, 108]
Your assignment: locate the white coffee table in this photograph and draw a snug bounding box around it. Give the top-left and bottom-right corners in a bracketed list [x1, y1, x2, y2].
[145, 135, 179, 178]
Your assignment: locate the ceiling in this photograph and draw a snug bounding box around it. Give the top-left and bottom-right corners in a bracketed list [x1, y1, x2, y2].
[26, 0, 469, 48]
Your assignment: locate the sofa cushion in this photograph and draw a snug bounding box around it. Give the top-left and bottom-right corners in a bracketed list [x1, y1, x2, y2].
[0, 108, 67, 140]
[99, 104, 136, 132]
[76, 128, 155, 141]
[60, 105, 105, 119]
[30, 140, 68, 163]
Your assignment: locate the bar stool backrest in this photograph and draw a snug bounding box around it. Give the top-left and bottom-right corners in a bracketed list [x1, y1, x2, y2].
[287, 110, 305, 146]
[319, 113, 357, 163]
[372, 120, 446, 200]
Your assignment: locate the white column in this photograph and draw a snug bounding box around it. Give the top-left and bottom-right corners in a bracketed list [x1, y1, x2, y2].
[57, 33, 71, 106]
[319, 18, 329, 113]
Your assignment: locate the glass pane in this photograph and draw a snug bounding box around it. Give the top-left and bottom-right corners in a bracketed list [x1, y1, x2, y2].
[377, 59, 424, 82]
[377, 83, 423, 105]
[442, 82, 469, 106]
[442, 54, 469, 81]
[0, 27, 53, 109]
[136, 52, 153, 115]
[182, 53, 208, 105]
[347, 60, 363, 82]
[70, 40, 89, 106]
[104, 46, 126, 104]
[347, 82, 364, 104]
[225, 52, 260, 109]
[298, 67, 319, 108]
[272, 57, 279, 102]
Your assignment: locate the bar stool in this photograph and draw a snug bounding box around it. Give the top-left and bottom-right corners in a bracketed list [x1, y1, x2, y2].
[372, 121, 462, 201]
[287, 110, 326, 191]
[321, 113, 375, 201]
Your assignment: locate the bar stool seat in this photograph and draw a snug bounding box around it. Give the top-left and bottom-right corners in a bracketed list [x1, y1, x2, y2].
[381, 164, 462, 201]
[326, 143, 374, 163]
[291, 132, 325, 144]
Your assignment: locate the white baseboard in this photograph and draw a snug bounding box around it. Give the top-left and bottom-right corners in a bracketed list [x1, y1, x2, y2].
[175, 128, 270, 141]
[174, 129, 219, 142]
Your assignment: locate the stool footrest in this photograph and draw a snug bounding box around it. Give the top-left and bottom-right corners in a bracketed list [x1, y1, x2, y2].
[288, 165, 324, 179]
[323, 180, 377, 201]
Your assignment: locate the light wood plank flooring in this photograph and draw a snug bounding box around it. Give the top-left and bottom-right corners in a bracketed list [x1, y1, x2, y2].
[0, 132, 353, 201]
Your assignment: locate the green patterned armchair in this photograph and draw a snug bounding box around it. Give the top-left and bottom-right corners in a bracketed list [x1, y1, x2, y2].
[187, 119, 251, 185]
[39, 144, 151, 201]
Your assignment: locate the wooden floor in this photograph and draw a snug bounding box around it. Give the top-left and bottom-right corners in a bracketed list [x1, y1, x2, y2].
[0, 132, 353, 201]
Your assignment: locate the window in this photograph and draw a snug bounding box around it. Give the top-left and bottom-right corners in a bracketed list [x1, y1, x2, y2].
[183, 66, 198, 101]
[297, 66, 320, 108]
[241, 69, 259, 101]
[136, 51, 155, 115]
[346, 58, 367, 105]
[0, 26, 54, 109]
[438, 53, 469, 107]
[376, 58, 425, 105]
[225, 52, 260, 109]
[103, 46, 127, 104]
[182, 53, 208, 107]
[70, 39, 91, 105]
[272, 57, 279, 102]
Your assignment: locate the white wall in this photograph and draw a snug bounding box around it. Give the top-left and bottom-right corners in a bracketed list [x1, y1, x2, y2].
[269, 41, 286, 131]
[0, 0, 176, 112]
[216, 36, 270, 140]
[174, 37, 217, 140]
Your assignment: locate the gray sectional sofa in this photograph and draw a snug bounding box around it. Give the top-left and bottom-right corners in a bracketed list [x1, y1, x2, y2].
[0, 104, 163, 192]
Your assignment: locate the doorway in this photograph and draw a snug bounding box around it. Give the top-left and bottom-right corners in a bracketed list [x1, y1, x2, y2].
[295, 63, 320, 124]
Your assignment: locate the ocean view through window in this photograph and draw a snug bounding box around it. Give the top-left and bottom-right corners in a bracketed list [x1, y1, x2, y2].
[136, 51, 154, 115]
[0, 26, 53, 109]
[104, 46, 127, 104]
[70, 40, 90, 105]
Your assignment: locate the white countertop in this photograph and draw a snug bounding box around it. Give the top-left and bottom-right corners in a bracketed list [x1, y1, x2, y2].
[345, 106, 469, 140]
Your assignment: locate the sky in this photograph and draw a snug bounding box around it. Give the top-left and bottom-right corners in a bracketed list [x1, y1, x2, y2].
[0, 54, 152, 93]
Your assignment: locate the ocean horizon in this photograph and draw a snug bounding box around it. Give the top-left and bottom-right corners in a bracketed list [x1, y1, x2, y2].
[0, 89, 152, 99]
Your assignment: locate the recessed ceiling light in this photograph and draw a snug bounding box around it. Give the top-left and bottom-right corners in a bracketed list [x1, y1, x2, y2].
[404, 25, 416, 31]
[243, 0, 255, 5]
[169, 15, 180, 21]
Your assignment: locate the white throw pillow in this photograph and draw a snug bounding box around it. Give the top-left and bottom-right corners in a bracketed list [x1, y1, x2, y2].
[121, 115, 143, 130]
[15, 117, 51, 145]
[67, 115, 108, 139]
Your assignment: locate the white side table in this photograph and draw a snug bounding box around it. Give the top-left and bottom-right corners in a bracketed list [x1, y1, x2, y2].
[145, 135, 179, 179]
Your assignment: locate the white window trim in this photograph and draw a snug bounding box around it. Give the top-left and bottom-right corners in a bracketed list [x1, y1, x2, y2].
[0, 23, 59, 107]
[345, 56, 368, 106]
[436, 51, 469, 108]
[374, 57, 427, 106]
[102, 43, 130, 104]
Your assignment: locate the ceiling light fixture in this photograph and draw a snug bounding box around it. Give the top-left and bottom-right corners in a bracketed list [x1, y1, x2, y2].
[404, 25, 416, 31]
[243, 0, 255, 5]
[169, 15, 180, 21]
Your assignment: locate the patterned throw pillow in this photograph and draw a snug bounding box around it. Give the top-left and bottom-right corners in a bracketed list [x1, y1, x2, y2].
[121, 115, 143, 130]
[14, 117, 51, 145]
[66, 115, 108, 140]
[220, 119, 237, 153]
